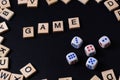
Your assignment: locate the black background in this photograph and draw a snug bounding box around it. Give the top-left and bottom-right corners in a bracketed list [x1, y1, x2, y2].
[0, 0, 120, 80]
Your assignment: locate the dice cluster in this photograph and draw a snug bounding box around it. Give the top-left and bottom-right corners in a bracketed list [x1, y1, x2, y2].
[66, 36, 111, 70]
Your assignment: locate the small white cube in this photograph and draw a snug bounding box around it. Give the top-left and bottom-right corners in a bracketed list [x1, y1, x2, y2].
[86, 57, 98, 70]
[66, 52, 78, 65]
[98, 36, 111, 48]
[84, 44, 96, 57]
[71, 36, 83, 49]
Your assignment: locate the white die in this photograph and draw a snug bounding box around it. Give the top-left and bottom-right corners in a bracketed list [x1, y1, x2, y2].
[86, 57, 98, 70]
[98, 36, 111, 48]
[71, 36, 83, 49]
[66, 52, 78, 65]
[84, 44, 96, 57]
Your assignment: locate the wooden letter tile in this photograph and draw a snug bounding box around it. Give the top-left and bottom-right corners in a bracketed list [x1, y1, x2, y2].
[58, 77, 72, 80]
[0, 57, 9, 69]
[61, 0, 71, 4]
[23, 26, 34, 38]
[90, 75, 101, 80]
[101, 69, 116, 80]
[104, 0, 119, 11]
[38, 23, 49, 34]
[18, 0, 27, 5]
[119, 76, 120, 80]
[0, 44, 10, 57]
[46, 0, 58, 5]
[27, 0, 38, 8]
[0, 8, 14, 21]
[78, 0, 89, 5]
[95, 0, 103, 3]
[0, 0, 11, 8]
[0, 36, 4, 43]
[114, 9, 120, 21]
[0, 22, 8, 34]
[10, 73, 24, 80]
[0, 8, 3, 13]
[68, 17, 80, 29]
[0, 70, 11, 80]
[20, 63, 36, 78]
[53, 21, 64, 32]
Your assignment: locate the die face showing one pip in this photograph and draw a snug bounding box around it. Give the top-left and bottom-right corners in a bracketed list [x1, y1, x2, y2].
[66, 52, 78, 65]
[71, 36, 83, 49]
[84, 44, 96, 57]
[98, 36, 111, 48]
[86, 57, 98, 70]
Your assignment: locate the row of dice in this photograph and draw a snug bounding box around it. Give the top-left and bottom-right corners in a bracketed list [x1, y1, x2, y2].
[66, 35, 111, 70]
[71, 35, 111, 49]
[66, 52, 98, 70]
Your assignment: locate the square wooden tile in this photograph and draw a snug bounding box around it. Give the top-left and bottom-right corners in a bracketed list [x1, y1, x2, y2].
[0, 22, 9, 34]
[61, 0, 71, 4]
[0, 0, 11, 8]
[0, 8, 14, 21]
[68, 17, 80, 29]
[0, 44, 10, 57]
[10, 73, 24, 80]
[53, 21, 64, 32]
[119, 76, 120, 80]
[90, 75, 101, 80]
[95, 0, 103, 3]
[23, 26, 34, 38]
[101, 69, 116, 80]
[78, 0, 89, 5]
[46, 0, 58, 5]
[0, 36, 4, 43]
[27, 0, 38, 8]
[18, 0, 27, 5]
[20, 63, 36, 78]
[114, 9, 120, 21]
[38, 23, 49, 34]
[0, 8, 2, 13]
[104, 0, 119, 11]
[0, 70, 11, 80]
[58, 77, 72, 80]
[0, 57, 9, 69]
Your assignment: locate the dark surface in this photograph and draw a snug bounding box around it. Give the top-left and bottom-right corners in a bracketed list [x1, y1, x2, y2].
[0, 0, 120, 80]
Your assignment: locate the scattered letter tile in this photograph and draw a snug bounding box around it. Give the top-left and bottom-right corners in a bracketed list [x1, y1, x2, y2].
[0, 8, 14, 21]
[78, 0, 89, 5]
[18, 0, 27, 5]
[90, 75, 101, 80]
[114, 9, 120, 21]
[101, 69, 116, 80]
[0, 22, 8, 34]
[27, 0, 38, 8]
[104, 0, 119, 11]
[0, 70, 11, 80]
[10, 73, 24, 80]
[20, 63, 36, 78]
[46, 0, 58, 5]
[0, 57, 9, 69]
[0, 44, 10, 57]
[0, 0, 11, 8]
[61, 0, 71, 4]
[58, 77, 72, 80]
